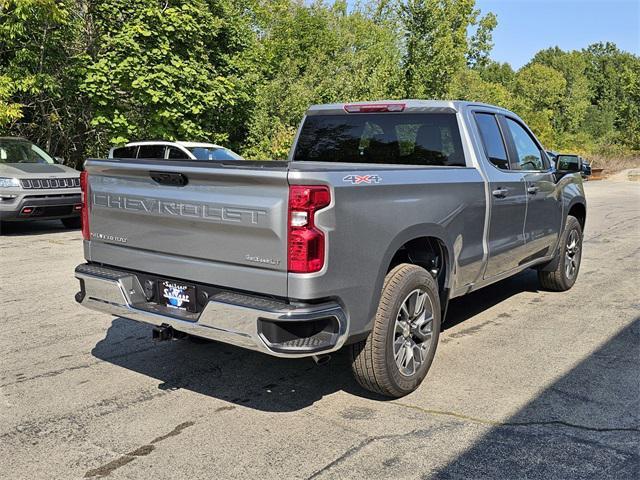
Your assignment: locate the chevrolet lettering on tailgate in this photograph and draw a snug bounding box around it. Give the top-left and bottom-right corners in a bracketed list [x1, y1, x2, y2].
[92, 192, 267, 225]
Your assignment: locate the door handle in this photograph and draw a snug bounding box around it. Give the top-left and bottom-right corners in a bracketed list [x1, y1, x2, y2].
[149, 171, 189, 187]
[492, 187, 508, 198]
[527, 185, 539, 195]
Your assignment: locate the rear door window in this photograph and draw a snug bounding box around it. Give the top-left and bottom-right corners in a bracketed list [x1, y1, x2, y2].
[167, 147, 190, 160]
[137, 145, 166, 159]
[293, 113, 466, 166]
[111, 146, 138, 159]
[474, 113, 509, 170]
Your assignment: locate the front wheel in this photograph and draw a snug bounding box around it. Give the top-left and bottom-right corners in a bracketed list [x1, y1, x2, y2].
[538, 215, 583, 291]
[350, 264, 441, 398]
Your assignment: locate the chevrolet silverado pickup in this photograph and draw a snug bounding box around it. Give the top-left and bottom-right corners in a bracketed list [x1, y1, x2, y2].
[74, 101, 586, 397]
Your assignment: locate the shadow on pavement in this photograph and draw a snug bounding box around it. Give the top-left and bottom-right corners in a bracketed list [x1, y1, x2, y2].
[0, 219, 78, 236]
[445, 269, 540, 330]
[431, 317, 640, 479]
[91, 269, 546, 412]
[92, 317, 371, 411]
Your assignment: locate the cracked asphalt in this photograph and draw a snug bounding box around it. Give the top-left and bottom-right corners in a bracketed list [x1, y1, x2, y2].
[1, 179, 638, 479]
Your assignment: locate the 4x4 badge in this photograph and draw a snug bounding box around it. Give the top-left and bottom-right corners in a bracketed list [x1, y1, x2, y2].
[342, 174, 382, 185]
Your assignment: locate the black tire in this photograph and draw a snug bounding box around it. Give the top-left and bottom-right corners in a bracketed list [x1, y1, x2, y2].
[538, 215, 583, 291]
[350, 263, 441, 398]
[61, 217, 81, 229]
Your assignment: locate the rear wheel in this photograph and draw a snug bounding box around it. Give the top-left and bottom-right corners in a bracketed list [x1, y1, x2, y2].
[350, 264, 441, 397]
[538, 215, 583, 291]
[61, 217, 81, 229]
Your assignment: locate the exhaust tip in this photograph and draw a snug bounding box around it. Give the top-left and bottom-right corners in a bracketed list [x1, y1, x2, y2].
[312, 354, 331, 366]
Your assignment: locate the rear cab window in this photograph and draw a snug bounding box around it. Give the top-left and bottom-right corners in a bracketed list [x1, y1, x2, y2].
[293, 113, 466, 166]
[474, 113, 509, 170]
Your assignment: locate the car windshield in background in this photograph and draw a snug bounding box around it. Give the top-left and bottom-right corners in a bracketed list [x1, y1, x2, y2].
[188, 147, 243, 161]
[0, 140, 56, 164]
[293, 113, 466, 166]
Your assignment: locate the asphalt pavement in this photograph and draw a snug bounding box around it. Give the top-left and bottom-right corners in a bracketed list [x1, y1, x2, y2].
[1, 179, 638, 479]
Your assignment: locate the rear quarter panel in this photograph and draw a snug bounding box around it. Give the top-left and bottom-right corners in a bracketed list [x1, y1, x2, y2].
[288, 165, 486, 336]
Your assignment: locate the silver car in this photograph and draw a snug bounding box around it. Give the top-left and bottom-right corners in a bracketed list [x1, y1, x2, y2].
[0, 137, 81, 228]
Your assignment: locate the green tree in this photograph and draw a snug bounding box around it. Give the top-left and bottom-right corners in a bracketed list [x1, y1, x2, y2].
[478, 60, 515, 87]
[401, 0, 487, 98]
[0, 0, 88, 163]
[512, 64, 566, 146]
[243, 0, 403, 159]
[449, 68, 512, 108]
[617, 57, 640, 149]
[467, 11, 497, 69]
[82, 0, 247, 151]
[1, 0, 637, 163]
[529, 47, 590, 133]
[582, 42, 640, 149]
[0, 74, 22, 125]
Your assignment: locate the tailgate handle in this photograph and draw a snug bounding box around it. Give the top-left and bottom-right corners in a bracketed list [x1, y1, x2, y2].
[150, 171, 188, 187]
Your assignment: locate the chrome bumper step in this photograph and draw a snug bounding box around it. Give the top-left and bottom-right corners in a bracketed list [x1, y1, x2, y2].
[75, 263, 348, 357]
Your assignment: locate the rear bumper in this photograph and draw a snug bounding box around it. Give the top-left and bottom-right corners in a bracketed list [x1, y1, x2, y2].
[74, 263, 349, 358]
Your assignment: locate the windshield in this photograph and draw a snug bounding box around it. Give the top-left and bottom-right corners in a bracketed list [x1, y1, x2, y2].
[0, 140, 56, 164]
[293, 113, 466, 166]
[188, 147, 243, 161]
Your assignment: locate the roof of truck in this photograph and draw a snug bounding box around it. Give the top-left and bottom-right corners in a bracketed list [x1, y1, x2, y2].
[306, 100, 513, 116]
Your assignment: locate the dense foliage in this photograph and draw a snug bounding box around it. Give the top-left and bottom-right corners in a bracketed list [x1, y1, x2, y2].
[1, 0, 638, 165]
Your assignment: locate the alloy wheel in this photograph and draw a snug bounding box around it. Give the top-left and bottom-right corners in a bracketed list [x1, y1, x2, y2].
[565, 229, 581, 280]
[393, 288, 434, 377]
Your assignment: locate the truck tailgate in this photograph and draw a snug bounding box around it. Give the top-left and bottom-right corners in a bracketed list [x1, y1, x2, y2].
[84, 159, 289, 296]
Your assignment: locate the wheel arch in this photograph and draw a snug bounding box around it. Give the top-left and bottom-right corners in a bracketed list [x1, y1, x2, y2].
[372, 224, 455, 321]
[568, 200, 586, 231]
[539, 199, 586, 273]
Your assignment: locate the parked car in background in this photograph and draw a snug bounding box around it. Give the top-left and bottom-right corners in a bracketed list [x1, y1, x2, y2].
[580, 157, 592, 178]
[0, 137, 81, 228]
[75, 100, 586, 397]
[109, 141, 243, 161]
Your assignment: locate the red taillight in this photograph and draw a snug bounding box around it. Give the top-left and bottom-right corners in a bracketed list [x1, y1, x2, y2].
[80, 170, 90, 240]
[344, 103, 405, 113]
[288, 185, 331, 273]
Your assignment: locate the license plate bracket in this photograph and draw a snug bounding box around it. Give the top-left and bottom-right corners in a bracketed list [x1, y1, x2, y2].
[158, 279, 197, 313]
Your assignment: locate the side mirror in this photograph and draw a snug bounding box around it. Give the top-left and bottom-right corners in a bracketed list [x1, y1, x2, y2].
[55, 156, 66, 165]
[555, 154, 582, 173]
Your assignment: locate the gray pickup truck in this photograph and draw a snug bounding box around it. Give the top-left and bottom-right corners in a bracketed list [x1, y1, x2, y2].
[74, 100, 586, 397]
